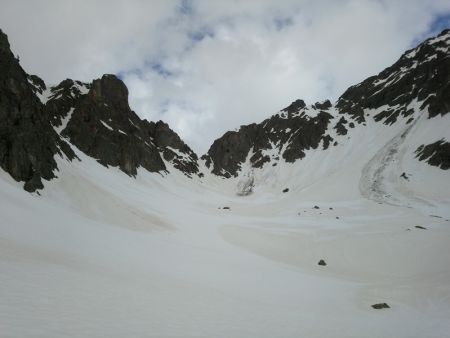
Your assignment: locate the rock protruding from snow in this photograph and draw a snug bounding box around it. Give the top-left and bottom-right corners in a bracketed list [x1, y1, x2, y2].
[203, 103, 335, 177]
[46, 79, 91, 128]
[144, 120, 200, 176]
[318, 259, 327, 266]
[415, 140, 450, 170]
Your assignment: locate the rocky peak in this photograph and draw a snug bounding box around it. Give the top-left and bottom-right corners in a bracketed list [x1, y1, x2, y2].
[89, 74, 128, 107]
[50, 74, 201, 178]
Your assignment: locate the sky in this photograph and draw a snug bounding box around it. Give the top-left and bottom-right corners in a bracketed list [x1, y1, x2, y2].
[1, 0, 450, 154]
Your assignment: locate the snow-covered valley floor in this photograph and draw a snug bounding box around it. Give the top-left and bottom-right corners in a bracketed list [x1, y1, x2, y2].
[1, 116, 450, 338]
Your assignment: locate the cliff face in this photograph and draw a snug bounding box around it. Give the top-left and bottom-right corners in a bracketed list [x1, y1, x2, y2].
[0, 29, 75, 192]
[50, 74, 199, 177]
[60, 74, 167, 176]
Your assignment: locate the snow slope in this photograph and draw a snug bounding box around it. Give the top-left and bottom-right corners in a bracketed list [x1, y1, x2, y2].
[1, 99, 450, 338]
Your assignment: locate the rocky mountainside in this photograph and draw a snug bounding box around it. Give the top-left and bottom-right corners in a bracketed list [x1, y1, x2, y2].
[0, 28, 199, 191]
[49, 73, 200, 177]
[203, 29, 450, 178]
[0, 28, 449, 193]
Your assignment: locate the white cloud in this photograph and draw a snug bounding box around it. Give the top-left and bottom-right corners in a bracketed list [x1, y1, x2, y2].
[1, 0, 449, 153]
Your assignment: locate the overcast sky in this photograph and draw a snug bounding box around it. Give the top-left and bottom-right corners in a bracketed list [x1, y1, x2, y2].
[1, 0, 450, 153]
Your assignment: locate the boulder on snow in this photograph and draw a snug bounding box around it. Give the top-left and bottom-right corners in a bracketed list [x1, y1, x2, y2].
[318, 259, 327, 266]
[371, 303, 390, 309]
[400, 172, 409, 180]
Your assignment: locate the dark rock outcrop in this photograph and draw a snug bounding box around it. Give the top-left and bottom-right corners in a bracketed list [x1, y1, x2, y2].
[204, 105, 335, 177]
[334, 117, 348, 135]
[27, 74, 46, 96]
[61, 75, 166, 176]
[313, 100, 332, 110]
[415, 140, 450, 170]
[51, 74, 200, 177]
[371, 303, 390, 309]
[0, 29, 75, 192]
[45, 78, 90, 127]
[144, 120, 199, 176]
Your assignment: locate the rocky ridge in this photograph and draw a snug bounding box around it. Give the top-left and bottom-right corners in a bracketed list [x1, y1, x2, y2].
[0, 28, 449, 192]
[0, 29, 199, 191]
[50, 74, 200, 177]
[204, 29, 450, 177]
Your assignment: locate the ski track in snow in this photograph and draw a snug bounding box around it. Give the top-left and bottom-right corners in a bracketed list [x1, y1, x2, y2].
[359, 117, 430, 208]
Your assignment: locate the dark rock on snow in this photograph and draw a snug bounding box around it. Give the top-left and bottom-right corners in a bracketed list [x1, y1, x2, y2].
[415, 140, 450, 170]
[318, 259, 327, 266]
[204, 106, 334, 177]
[371, 303, 390, 309]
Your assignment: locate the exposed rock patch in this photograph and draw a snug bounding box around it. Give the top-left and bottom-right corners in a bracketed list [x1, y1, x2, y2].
[204, 106, 335, 177]
[371, 303, 390, 309]
[415, 140, 450, 170]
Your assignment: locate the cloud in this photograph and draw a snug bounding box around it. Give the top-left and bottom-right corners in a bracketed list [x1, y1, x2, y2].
[1, 0, 449, 153]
